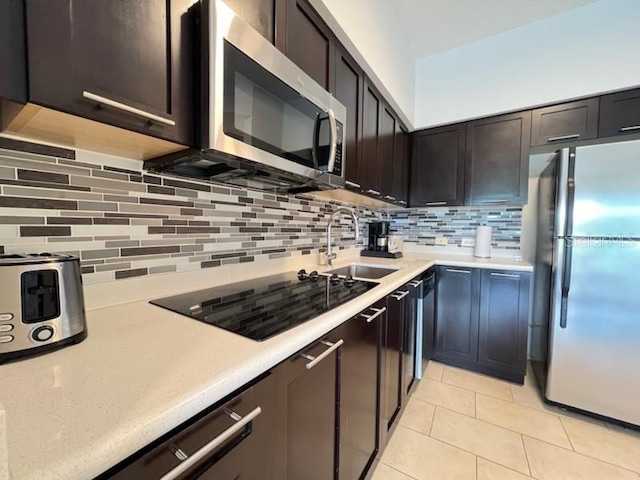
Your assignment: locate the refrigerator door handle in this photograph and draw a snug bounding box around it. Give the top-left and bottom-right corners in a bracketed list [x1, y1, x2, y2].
[565, 150, 576, 238]
[560, 239, 573, 328]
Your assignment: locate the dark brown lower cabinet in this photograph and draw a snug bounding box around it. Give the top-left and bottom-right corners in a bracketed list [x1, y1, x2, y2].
[478, 270, 530, 382]
[272, 334, 342, 480]
[433, 266, 531, 384]
[433, 266, 480, 365]
[339, 300, 385, 480]
[383, 291, 405, 434]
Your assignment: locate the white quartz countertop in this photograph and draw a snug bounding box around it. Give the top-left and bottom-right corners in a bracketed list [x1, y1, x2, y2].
[0, 252, 531, 480]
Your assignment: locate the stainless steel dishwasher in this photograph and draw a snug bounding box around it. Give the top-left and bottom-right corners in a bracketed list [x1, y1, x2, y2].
[414, 267, 436, 379]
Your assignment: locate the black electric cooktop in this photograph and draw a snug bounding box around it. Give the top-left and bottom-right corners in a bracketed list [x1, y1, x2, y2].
[150, 270, 377, 341]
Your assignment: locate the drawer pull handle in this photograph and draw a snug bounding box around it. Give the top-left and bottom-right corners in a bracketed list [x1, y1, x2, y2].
[620, 125, 640, 132]
[398, 201, 407, 205]
[159, 406, 262, 480]
[82, 91, 176, 126]
[301, 339, 344, 370]
[384, 195, 396, 200]
[408, 280, 423, 288]
[365, 189, 381, 196]
[391, 290, 410, 300]
[446, 268, 471, 274]
[547, 133, 580, 142]
[425, 201, 447, 206]
[345, 180, 361, 188]
[490, 272, 520, 278]
[481, 199, 507, 204]
[360, 306, 386, 323]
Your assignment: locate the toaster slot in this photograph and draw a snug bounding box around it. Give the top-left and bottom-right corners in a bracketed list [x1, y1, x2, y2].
[21, 270, 60, 323]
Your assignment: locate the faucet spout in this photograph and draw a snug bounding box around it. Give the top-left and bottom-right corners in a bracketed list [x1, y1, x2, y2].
[326, 207, 360, 266]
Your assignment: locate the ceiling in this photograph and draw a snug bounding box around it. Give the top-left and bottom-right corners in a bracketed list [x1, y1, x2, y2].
[389, 0, 601, 60]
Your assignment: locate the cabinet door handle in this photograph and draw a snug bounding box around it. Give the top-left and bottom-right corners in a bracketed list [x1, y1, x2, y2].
[547, 133, 580, 142]
[398, 200, 407, 205]
[159, 406, 262, 480]
[391, 290, 410, 300]
[490, 272, 520, 278]
[301, 339, 344, 370]
[408, 280, 423, 288]
[620, 125, 640, 132]
[425, 201, 447, 206]
[360, 306, 386, 323]
[481, 199, 507, 204]
[365, 189, 381, 196]
[446, 268, 471, 274]
[345, 180, 361, 188]
[82, 91, 176, 126]
[384, 195, 396, 200]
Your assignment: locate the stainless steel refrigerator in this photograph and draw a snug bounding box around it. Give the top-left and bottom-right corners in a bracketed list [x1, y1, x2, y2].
[533, 139, 640, 427]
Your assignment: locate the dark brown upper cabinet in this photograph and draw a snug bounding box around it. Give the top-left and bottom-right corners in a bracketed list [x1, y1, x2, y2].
[599, 88, 640, 139]
[465, 111, 531, 206]
[223, 0, 280, 44]
[360, 78, 383, 197]
[531, 98, 599, 147]
[334, 46, 364, 191]
[391, 122, 409, 205]
[410, 123, 466, 208]
[24, 0, 196, 147]
[279, 0, 335, 91]
[379, 103, 397, 201]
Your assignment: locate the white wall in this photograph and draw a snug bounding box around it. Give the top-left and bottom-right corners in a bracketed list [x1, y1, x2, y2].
[312, 0, 415, 125]
[414, 0, 640, 129]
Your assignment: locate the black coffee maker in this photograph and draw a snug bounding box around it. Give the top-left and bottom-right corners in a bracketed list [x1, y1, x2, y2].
[361, 221, 402, 258]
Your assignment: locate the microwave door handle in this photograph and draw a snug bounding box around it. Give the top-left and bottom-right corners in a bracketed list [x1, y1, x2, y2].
[327, 108, 337, 174]
[312, 112, 323, 170]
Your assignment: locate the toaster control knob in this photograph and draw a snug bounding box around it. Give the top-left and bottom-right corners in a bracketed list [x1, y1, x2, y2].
[32, 325, 54, 342]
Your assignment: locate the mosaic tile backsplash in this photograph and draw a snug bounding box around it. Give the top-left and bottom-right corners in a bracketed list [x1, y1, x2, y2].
[0, 139, 382, 284]
[389, 207, 522, 251]
[0, 138, 522, 284]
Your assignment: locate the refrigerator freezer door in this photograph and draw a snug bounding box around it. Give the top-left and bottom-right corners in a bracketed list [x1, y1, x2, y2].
[546, 240, 640, 426]
[573, 140, 640, 237]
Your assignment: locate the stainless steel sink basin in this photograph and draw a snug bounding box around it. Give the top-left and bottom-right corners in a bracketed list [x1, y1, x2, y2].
[325, 264, 398, 279]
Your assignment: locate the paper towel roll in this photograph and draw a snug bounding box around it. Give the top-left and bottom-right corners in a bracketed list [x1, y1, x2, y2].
[474, 225, 492, 258]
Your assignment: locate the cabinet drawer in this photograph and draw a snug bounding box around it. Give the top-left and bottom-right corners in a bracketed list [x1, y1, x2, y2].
[599, 88, 640, 138]
[531, 98, 599, 146]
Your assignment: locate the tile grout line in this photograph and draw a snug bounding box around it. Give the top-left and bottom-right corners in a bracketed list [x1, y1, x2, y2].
[379, 460, 420, 480]
[521, 434, 640, 477]
[475, 454, 479, 480]
[428, 401, 437, 437]
[520, 433, 533, 477]
[557, 416, 576, 452]
[428, 406, 531, 476]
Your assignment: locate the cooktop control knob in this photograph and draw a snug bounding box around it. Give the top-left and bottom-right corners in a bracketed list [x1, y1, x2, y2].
[297, 269, 307, 280]
[330, 273, 340, 286]
[309, 270, 319, 282]
[32, 325, 54, 342]
[344, 275, 355, 287]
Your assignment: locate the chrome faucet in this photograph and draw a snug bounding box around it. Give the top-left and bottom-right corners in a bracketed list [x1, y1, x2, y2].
[326, 207, 360, 266]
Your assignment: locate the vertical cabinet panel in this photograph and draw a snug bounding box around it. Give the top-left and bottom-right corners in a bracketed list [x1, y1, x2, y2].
[360, 80, 382, 196]
[334, 47, 363, 189]
[339, 300, 384, 480]
[392, 122, 409, 205]
[272, 337, 340, 480]
[410, 123, 466, 207]
[379, 104, 397, 200]
[465, 111, 531, 205]
[478, 270, 530, 378]
[281, 0, 334, 90]
[531, 98, 599, 146]
[434, 266, 480, 366]
[25, 0, 195, 145]
[383, 292, 404, 431]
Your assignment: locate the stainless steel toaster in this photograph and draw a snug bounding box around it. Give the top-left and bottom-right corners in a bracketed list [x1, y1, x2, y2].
[0, 253, 87, 362]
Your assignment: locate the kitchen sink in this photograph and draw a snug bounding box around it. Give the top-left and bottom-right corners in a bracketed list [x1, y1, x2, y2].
[325, 264, 398, 279]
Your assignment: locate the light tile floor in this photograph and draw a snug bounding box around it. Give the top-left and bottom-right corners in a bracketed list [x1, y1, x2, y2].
[371, 361, 640, 480]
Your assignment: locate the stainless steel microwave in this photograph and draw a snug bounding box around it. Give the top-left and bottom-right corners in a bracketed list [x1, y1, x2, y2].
[146, 0, 347, 193]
